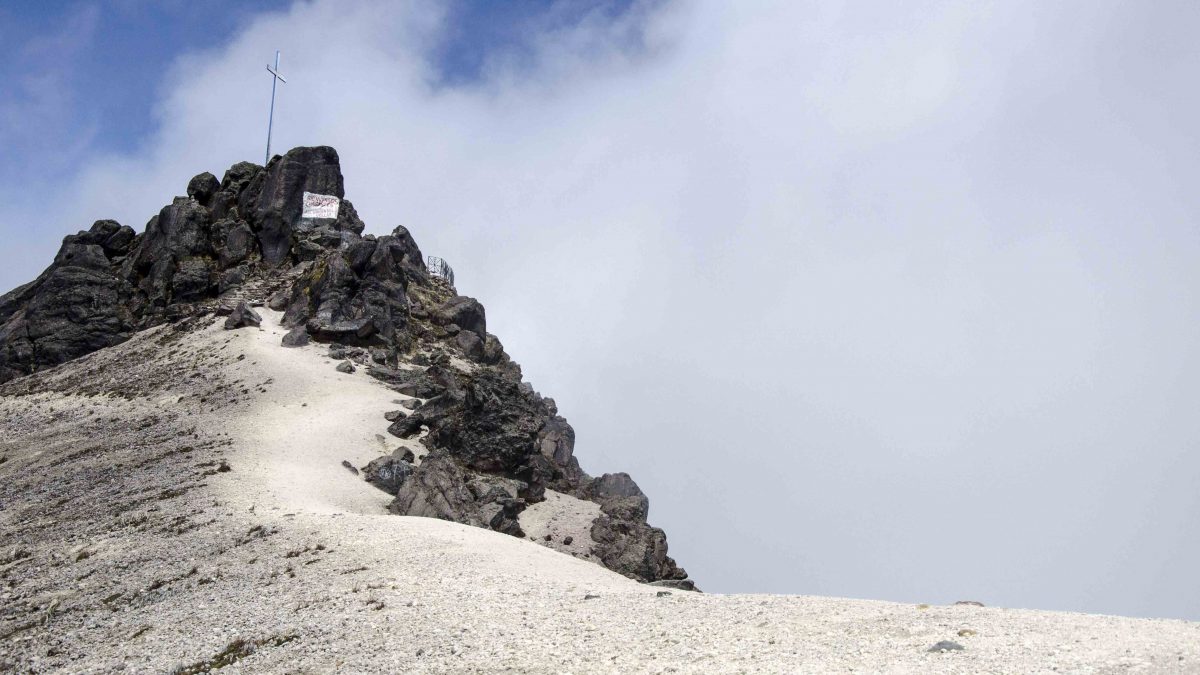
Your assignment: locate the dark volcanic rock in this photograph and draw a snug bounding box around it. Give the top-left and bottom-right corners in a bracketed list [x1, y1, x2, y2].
[389, 453, 474, 519]
[433, 296, 485, 336]
[187, 172, 221, 206]
[278, 226, 420, 346]
[590, 515, 687, 584]
[388, 452, 526, 537]
[241, 146, 345, 265]
[363, 452, 414, 495]
[1, 147, 354, 382]
[0, 143, 693, 588]
[580, 472, 649, 521]
[422, 368, 567, 483]
[218, 265, 249, 294]
[455, 330, 485, 361]
[386, 413, 425, 439]
[281, 327, 309, 347]
[0, 221, 135, 381]
[217, 221, 257, 269]
[573, 472, 688, 582]
[223, 302, 262, 330]
[83, 219, 137, 258]
[209, 161, 263, 222]
[125, 197, 217, 311]
[650, 579, 699, 592]
[482, 334, 507, 365]
[388, 226, 428, 279]
[538, 416, 581, 487]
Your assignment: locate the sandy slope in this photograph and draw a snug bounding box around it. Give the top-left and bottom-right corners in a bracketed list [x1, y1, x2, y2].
[1, 313, 1198, 674]
[217, 310, 399, 516]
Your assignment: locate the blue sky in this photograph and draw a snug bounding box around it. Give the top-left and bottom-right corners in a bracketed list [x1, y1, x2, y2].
[2, 2, 277, 179]
[3, 1, 1200, 620]
[0, 0, 636, 187]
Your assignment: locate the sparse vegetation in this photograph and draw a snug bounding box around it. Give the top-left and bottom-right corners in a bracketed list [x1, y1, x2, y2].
[170, 634, 299, 674]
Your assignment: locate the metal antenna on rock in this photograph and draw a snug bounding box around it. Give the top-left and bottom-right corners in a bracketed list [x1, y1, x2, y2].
[265, 50, 287, 165]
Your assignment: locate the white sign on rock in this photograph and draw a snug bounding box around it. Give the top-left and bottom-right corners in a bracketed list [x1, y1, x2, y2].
[301, 192, 340, 219]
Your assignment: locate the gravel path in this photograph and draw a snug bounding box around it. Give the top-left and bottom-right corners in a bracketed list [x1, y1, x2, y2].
[1, 315, 1197, 673]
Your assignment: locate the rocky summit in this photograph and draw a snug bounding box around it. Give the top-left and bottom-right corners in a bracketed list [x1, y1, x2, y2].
[1, 148, 1197, 674]
[0, 146, 690, 589]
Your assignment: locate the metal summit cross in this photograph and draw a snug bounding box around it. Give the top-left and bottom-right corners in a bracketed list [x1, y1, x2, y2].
[264, 50, 287, 164]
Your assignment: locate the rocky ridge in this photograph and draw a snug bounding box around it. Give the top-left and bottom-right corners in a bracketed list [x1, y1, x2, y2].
[0, 146, 690, 586]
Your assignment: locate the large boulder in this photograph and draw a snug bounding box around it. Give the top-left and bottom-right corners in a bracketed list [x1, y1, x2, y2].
[540, 416, 585, 491]
[433, 296, 485, 337]
[128, 198, 213, 273]
[424, 369, 553, 476]
[239, 146, 345, 265]
[0, 221, 136, 381]
[388, 226, 428, 279]
[186, 172, 221, 206]
[215, 219, 257, 269]
[579, 472, 650, 522]
[590, 516, 688, 583]
[455, 330, 485, 360]
[281, 327, 309, 347]
[78, 219, 137, 259]
[209, 161, 263, 222]
[279, 231, 413, 345]
[16, 265, 130, 368]
[224, 302, 262, 330]
[363, 451, 414, 495]
[123, 197, 217, 312]
[388, 452, 526, 537]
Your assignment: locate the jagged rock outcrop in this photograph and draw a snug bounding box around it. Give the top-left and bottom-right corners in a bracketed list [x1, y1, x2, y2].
[389, 451, 526, 538]
[0, 146, 367, 380]
[0, 145, 690, 586]
[0, 220, 136, 382]
[279, 225, 420, 345]
[239, 145, 353, 265]
[591, 515, 687, 583]
[581, 472, 650, 521]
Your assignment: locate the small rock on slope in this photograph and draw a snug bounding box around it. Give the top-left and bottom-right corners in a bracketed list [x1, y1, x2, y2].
[224, 302, 262, 330]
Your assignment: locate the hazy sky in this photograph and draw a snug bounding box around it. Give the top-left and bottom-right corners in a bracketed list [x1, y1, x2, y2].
[2, 1, 1198, 620]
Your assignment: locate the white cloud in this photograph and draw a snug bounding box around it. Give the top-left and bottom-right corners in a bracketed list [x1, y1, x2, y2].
[5, 0, 1200, 619]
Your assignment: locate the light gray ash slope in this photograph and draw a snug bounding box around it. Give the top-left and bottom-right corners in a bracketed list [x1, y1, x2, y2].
[0, 147, 1197, 673]
[1, 301, 1196, 674]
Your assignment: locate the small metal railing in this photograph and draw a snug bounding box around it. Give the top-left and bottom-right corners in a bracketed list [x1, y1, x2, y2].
[426, 256, 455, 287]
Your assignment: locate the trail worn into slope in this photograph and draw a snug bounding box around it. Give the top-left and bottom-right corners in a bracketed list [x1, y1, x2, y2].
[216, 309, 397, 516]
[1, 317, 1198, 674]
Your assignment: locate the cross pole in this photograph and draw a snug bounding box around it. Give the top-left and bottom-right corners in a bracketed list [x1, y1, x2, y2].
[265, 50, 287, 165]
